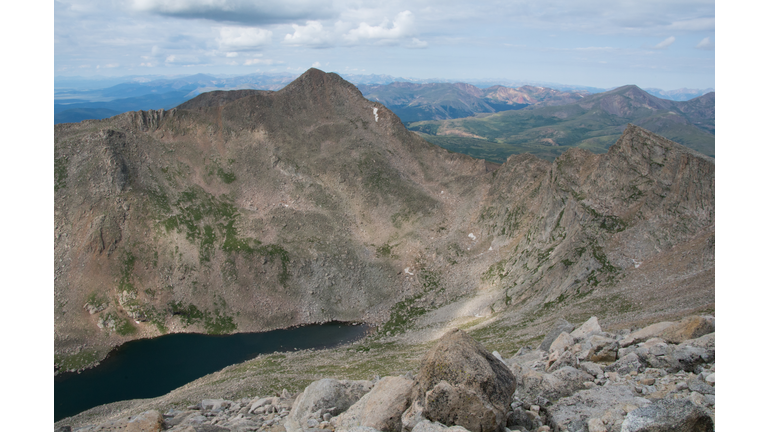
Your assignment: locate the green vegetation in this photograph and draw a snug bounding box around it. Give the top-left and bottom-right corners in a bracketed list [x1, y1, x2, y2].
[216, 167, 237, 184]
[55, 349, 105, 373]
[118, 251, 137, 293]
[159, 186, 290, 282]
[376, 242, 398, 259]
[380, 270, 443, 335]
[54, 156, 68, 191]
[168, 301, 237, 334]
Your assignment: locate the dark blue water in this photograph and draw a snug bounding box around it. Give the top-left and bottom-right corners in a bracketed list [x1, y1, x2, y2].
[54, 322, 369, 421]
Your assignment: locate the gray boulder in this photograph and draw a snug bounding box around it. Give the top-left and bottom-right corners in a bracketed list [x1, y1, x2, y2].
[412, 419, 471, 432]
[539, 318, 575, 351]
[571, 317, 602, 340]
[286, 378, 373, 431]
[333, 375, 414, 432]
[514, 365, 592, 403]
[410, 329, 517, 432]
[620, 399, 713, 432]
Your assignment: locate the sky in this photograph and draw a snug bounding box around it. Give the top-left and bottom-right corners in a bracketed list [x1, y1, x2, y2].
[54, 0, 715, 90]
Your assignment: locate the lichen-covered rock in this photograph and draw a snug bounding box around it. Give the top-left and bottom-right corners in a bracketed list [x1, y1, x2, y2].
[411, 329, 516, 432]
[620, 399, 713, 432]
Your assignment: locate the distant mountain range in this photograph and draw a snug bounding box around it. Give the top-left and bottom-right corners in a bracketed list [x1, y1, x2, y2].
[408, 85, 715, 162]
[54, 73, 713, 124]
[357, 83, 590, 123]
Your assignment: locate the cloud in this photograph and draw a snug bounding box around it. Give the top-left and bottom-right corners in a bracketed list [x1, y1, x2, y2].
[244, 58, 281, 65]
[165, 54, 204, 65]
[652, 36, 675, 50]
[131, 0, 335, 25]
[284, 21, 333, 47]
[406, 38, 428, 49]
[312, 61, 322, 68]
[344, 11, 416, 43]
[696, 36, 714, 50]
[218, 26, 272, 50]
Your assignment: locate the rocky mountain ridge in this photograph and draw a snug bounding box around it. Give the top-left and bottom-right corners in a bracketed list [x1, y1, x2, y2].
[54, 68, 714, 393]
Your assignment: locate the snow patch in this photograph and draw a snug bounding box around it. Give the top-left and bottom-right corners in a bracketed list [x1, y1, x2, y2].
[632, 259, 642, 268]
[488, 246, 493, 251]
[404, 267, 414, 275]
[373, 107, 379, 122]
[468, 233, 476, 241]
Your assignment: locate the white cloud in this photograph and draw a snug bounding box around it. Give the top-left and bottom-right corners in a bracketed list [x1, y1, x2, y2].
[696, 36, 714, 50]
[131, 0, 335, 25]
[312, 61, 322, 68]
[165, 54, 203, 65]
[344, 11, 416, 43]
[652, 36, 675, 50]
[244, 58, 280, 66]
[218, 26, 272, 51]
[668, 17, 715, 32]
[284, 21, 333, 47]
[406, 38, 428, 49]
[226, 52, 238, 57]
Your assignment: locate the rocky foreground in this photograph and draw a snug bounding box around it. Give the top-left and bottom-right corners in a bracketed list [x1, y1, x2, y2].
[56, 315, 715, 432]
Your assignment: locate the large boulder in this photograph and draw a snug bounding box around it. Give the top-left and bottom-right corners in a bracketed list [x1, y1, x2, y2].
[513, 365, 593, 403]
[620, 399, 713, 432]
[659, 317, 714, 344]
[408, 329, 516, 432]
[620, 322, 674, 347]
[571, 317, 602, 340]
[286, 378, 373, 431]
[539, 318, 575, 351]
[333, 375, 414, 432]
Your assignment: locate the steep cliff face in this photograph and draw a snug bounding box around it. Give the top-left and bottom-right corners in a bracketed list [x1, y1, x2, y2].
[54, 69, 714, 372]
[474, 124, 714, 319]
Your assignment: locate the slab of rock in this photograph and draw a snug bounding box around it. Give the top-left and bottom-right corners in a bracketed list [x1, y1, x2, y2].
[549, 332, 575, 354]
[286, 378, 373, 431]
[659, 317, 715, 344]
[333, 375, 414, 432]
[87, 410, 164, 432]
[620, 322, 674, 347]
[410, 329, 516, 432]
[571, 317, 602, 340]
[547, 385, 649, 432]
[513, 365, 592, 403]
[620, 399, 713, 432]
[539, 318, 575, 352]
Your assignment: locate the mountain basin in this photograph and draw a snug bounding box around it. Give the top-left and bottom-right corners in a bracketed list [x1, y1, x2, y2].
[55, 322, 370, 421]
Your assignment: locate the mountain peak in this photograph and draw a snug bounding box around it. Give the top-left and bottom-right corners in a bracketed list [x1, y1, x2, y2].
[281, 68, 362, 96]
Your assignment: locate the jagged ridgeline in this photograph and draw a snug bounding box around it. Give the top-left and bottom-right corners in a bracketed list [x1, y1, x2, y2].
[54, 69, 714, 372]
